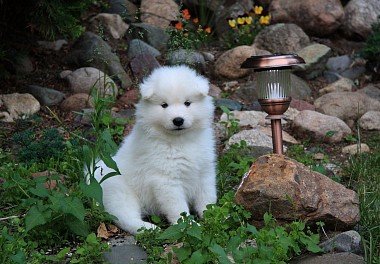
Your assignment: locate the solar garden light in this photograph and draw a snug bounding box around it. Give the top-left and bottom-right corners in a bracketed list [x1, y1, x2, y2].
[241, 54, 305, 155]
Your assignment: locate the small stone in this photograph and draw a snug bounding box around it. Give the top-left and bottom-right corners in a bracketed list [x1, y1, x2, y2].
[313, 153, 325, 160]
[358, 111, 380, 130]
[220, 110, 267, 128]
[214, 98, 243, 111]
[140, 0, 179, 29]
[226, 129, 274, 150]
[342, 144, 370, 155]
[166, 49, 206, 72]
[319, 230, 362, 254]
[27, 85, 65, 106]
[117, 89, 139, 107]
[130, 53, 161, 81]
[60, 93, 94, 112]
[209, 84, 222, 99]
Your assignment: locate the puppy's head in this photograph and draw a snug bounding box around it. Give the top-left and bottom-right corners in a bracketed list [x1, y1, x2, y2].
[136, 65, 214, 135]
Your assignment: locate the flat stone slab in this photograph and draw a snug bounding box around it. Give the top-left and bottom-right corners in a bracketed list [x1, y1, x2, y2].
[104, 244, 147, 264]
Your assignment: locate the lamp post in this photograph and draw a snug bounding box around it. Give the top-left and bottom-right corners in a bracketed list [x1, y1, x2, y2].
[241, 54, 305, 155]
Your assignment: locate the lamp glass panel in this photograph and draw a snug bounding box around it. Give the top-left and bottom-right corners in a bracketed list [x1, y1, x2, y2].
[256, 69, 291, 99]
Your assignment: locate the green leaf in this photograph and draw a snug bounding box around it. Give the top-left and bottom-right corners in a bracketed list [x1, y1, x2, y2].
[25, 206, 46, 232]
[56, 247, 70, 259]
[173, 246, 192, 262]
[325, 131, 336, 137]
[80, 179, 103, 204]
[188, 250, 206, 264]
[186, 223, 202, 240]
[65, 197, 86, 221]
[29, 184, 49, 198]
[10, 250, 26, 264]
[68, 216, 89, 237]
[99, 171, 121, 184]
[100, 152, 120, 174]
[158, 225, 183, 241]
[209, 244, 231, 264]
[86, 233, 99, 245]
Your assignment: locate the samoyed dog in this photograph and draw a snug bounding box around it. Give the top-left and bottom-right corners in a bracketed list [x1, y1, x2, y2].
[95, 65, 217, 234]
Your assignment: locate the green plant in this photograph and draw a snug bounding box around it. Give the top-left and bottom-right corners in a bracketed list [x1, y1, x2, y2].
[362, 16, 380, 76]
[344, 144, 380, 264]
[167, 8, 212, 51]
[12, 128, 65, 163]
[219, 106, 240, 139]
[137, 192, 321, 263]
[225, 5, 270, 48]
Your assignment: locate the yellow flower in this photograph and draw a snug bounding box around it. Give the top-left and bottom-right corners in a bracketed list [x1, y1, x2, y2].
[228, 19, 237, 28]
[244, 16, 253, 25]
[254, 6, 263, 15]
[237, 17, 245, 25]
[259, 15, 271, 25]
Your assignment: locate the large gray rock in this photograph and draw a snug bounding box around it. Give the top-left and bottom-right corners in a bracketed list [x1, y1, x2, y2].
[166, 49, 206, 72]
[314, 92, 380, 121]
[106, 0, 138, 23]
[61, 67, 118, 96]
[127, 39, 161, 60]
[89, 13, 129, 39]
[325, 55, 366, 81]
[342, 0, 380, 39]
[236, 154, 360, 229]
[27, 85, 65, 106]
[226, 129, 274, 150]
[295, 43, 332, 79]
[128, 23, 169, 51]
[220, 110, 267, 128]
[358, 111, 380, 130]
[269, 0, 344, 36]
[0, 93, 40, 121]
[64, 32, 131, 89]
[293, 110, 352, 143]
[140, 0, 179, 29]
[253, 23, 310, 54]
[130, 53, 161, 81]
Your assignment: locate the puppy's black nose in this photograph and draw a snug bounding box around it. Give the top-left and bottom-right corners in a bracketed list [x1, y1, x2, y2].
[173, 117, 184, 127]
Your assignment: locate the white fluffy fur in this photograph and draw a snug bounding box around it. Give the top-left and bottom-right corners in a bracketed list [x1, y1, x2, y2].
[95, 65, 217, 234]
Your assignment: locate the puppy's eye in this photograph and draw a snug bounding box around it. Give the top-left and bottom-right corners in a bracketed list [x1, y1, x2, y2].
[184, 101, 191, 107]
[161, 103, 168, 108]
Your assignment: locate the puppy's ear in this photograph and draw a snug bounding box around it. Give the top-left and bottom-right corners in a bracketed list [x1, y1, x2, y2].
[139, 81, 154, 100]
[196, 75, 210, 97]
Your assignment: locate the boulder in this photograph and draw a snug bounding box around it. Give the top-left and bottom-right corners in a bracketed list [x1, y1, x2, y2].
[253, 23, 310, 54]
[214, 45, 270, 79]
[106, 0, 138, 23]
[295, 43, 332, 80]
[140, 0, 179, 29]
[127, 39, 161, 59]
[166, 49, 206, 72]
[269, 0, 344, 36]
[0, 93, 40, 121]
[325, 55, 366, 81]
[128, 23, 169, 51]
[27, 85, 65, 106]
[358, 111, 380, 130]
[64, 32, 131, 89]
[342, 0, 380, 39]
[61, 67, 117, 96]
[290, 99, 316, 111]
[357, 84, 380, 102]
[129, 53, 161, 81]
[318, 78, 355, 95]
[342, 144, 370, 155]
[235, 154, 360, 229]
[290, 252, 364, 264]
[37, 39, 68, 51]
[314, 92, 380, 121]
[293, 110, 352, 143]
[89, 13, 129, 39]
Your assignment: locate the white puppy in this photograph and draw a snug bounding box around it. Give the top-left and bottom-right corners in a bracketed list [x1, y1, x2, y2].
[95, 65, 217, 234]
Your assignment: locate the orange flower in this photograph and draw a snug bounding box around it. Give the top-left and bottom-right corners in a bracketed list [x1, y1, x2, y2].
[175, 21, 183, 30]
[254, 6, 263, 15]
[259, 15, 271, 25]
[204, 26, 212, 34]
[182, 9, 191, 20]
[193, 17, 199, 24]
